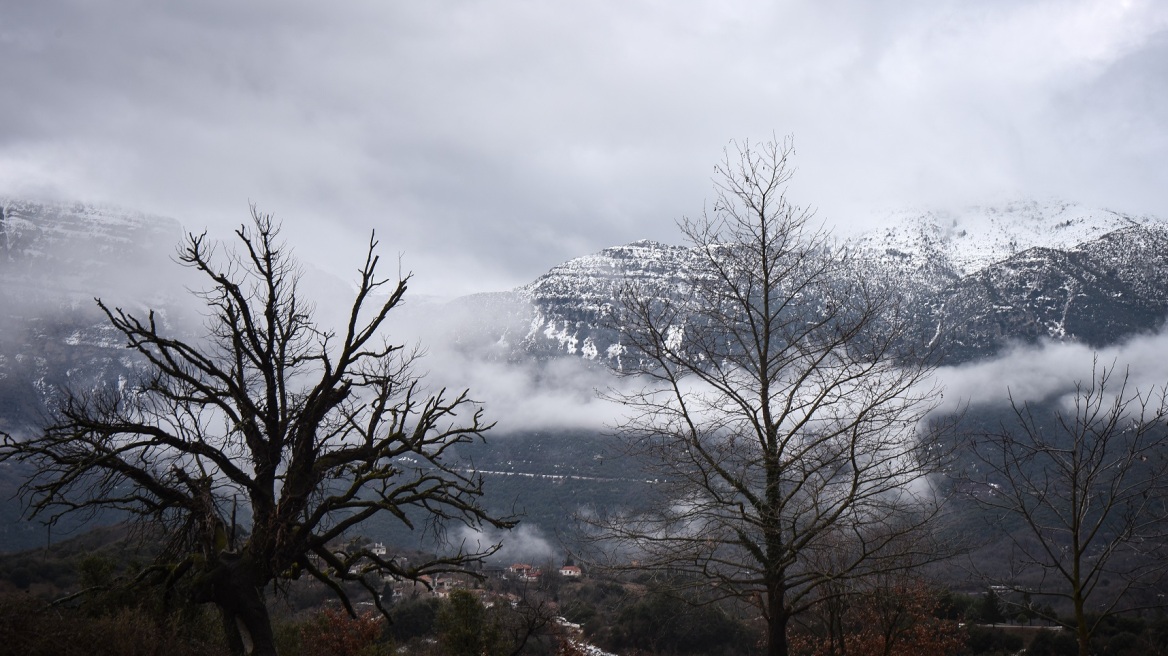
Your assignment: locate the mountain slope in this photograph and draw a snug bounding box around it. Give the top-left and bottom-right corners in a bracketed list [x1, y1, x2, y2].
[3, 196, 1168, 553]
[920, 224, 1168, 362]
[0, 200, 185, 436]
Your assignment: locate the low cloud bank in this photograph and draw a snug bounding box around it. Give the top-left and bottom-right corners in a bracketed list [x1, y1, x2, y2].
[933, 330, 1168, 414]
[387, 285, 1168, 437]
[423, 351, 633, 434]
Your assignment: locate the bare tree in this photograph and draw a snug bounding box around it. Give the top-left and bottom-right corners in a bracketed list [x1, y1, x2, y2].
[0, 210, 513, 656]
[590, 138, 950, 656]
[966, 363, 1168, 656]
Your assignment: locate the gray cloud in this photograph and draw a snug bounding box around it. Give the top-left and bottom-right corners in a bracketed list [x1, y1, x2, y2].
[2, 1, 1167, 297]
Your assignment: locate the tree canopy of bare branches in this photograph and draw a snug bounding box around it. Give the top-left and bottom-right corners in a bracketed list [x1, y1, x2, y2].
[0, 210, 513, 656]
[967, 363, 1168, 656]
[591, 138, 949, 656]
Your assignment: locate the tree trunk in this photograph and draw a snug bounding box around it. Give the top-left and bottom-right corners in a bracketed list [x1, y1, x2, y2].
[1073, 580, 1089, 656]
[218, 590, 277, 656]
[767, 585, 791, 656]
[1076, 615, 1090, 656]
[199, 556, 277, 656]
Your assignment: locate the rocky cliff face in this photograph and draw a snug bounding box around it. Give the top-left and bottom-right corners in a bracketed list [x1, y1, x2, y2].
[919, 224, 1168, 362]
[515, 239, 698, 362]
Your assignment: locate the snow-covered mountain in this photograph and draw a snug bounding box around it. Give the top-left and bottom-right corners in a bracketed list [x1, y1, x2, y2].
[516, 240, 698, 360]
[435, 200, 1168, 366]
[1, 199, 181, 296]
[852, 199, 1161, 292]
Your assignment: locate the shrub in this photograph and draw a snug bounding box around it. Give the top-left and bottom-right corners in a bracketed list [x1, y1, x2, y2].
[299, 607, 387, 656]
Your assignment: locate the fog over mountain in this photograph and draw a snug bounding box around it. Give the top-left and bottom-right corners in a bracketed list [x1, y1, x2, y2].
[5, 197, 1167, 440]
[5, 196, 1168, 557]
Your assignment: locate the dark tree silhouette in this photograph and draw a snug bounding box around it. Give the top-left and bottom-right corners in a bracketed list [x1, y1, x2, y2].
[0, 210, 513, 655]
[590, 137, 951, 656]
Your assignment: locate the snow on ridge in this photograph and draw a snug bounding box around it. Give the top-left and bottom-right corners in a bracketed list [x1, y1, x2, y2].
[852, 199, 1163, 278]
[516, 239, 695, 300]
[513, 200, 1158, 325]
[518, 200, 1156, 306]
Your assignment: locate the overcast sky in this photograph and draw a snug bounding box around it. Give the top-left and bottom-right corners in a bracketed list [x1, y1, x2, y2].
[3, 1, 1167, 297]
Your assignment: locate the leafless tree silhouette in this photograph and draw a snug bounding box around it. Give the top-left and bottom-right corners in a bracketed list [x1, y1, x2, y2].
[967, 363, 1168, 656]
[589, 138, 951, 656]
[1, 209, 513, 656]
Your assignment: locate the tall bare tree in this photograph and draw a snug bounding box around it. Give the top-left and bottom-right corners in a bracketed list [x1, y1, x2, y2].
[592, 138, 949, 656]
[0, 210, 513, 656]
[967, 364, 1168, 656]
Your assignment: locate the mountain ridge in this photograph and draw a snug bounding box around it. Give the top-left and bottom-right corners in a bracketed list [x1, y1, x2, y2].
[439, 199, 1168, 366]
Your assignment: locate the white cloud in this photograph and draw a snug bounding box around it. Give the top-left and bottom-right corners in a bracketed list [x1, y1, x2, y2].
[455, 523, 559, 566]
[423, 350, 631, 434]
[933, 328, 1168, 413]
